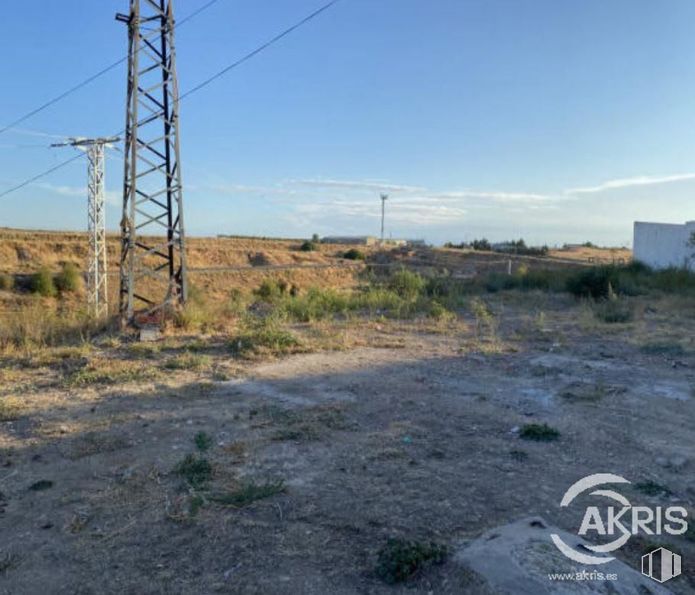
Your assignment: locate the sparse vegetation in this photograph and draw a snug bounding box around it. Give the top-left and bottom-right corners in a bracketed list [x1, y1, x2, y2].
[174, 454, 213, 488]
[300, 240, 317, 252]
[387, 269, 426, 300]
[164, 353, 211, 371]
[28, 480, 54, 492]
[30, 267, 57, 297]
[230, 316, 301, 357]
[519, 423, 560, 442]
[0, 274, 14, 291]
[0, 304, 107, 352]
[0, 398, 23, 422]
[635, 480, 671, 497]
[209, 479, 286, 507]
[65, 362, 159, 387]
[343, 248, 365, 260]
[194, 431, 213, 452]
[55, 263, 82, 293]
[375, 538, 447, 584]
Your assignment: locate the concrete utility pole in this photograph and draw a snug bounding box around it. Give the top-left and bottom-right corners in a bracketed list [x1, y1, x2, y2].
[51, 137, 119, 318]
[380, 193, 389, 245]
[117, 0, 187, 327]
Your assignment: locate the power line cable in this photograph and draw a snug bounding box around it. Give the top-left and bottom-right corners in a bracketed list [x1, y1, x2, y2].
[180, 0, 341, 101]
[0, 0, 342, 200]
[0, 153, 85, 199]
[0, 0, 224, 139]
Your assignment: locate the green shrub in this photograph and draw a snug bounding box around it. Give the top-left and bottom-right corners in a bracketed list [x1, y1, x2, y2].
[387, 269, 425, 300]
[231, 317, 300, 356]
[174, 454, 212, 488]
[194, 431, 214, 452]
[300, 240, 317, 252]
[519, 423, 560, 442]
[343, 248, 366, 261]
[593, 297, 633, 323]
[30, 267, 57, 297]
[0, 274, 14, 291]
[254, 279, 288, 301]
[55, 263, 82, 293]
[282, 287, 349, 322]
[566, 266, 618, 299]
[375, 539, 447, 584]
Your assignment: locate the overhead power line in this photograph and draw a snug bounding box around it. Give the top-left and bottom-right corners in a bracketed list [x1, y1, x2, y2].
[180, 0, 342, 101]
[0, 153, 84, 199]
[0, 0, 342, 201]
[0, 0, 224, 139]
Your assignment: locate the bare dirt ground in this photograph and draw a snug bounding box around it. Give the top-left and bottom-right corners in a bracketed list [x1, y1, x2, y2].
[1, 291, 694, 594]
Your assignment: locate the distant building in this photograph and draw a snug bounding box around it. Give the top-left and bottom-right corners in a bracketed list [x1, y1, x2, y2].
[321, 236, 377, 246]
[633, 221, 695, 270]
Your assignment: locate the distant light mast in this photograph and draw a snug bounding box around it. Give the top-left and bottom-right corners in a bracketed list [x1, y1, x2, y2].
[380, 193, 389, 245]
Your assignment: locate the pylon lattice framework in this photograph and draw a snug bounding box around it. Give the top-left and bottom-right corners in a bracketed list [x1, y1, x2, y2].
[117, 0, 187, 326]
[87, 142, 109, 318]
[51, 137, 117, 318]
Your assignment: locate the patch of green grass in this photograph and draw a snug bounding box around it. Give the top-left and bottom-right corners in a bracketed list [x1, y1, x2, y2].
[194, 431, 213, 452]
[519, 423, 560, 442]
[174, 454, 212, 489]
[387, 269, 426, 300]
[163, 353, 211, 371]
[635, 480, 671, 497]
[281, 287, 350, 322]
[230, 318, 301, 357]
[126, 342, 161, 359]
[209, 479, 286, 508]
[375, 538, 447, 584]
[65, 364, 159, 387]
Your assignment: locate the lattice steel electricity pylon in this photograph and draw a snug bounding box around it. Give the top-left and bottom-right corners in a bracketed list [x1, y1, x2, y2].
[117, 0, 187, 327]
[51, 137, 119, 318]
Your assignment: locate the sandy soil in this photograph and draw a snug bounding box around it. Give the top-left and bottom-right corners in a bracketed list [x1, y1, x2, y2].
[0, 292, 693, 594]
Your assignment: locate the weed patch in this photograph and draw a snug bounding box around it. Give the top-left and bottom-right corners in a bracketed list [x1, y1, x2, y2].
[635, 480, 671, 497]
[65, 362, 159, 387]
[210, 479, 286, 507]
[163, 353, 211, 371]
[519, 423, 560, 442]
[174, 454, 213, 488]
[375, 538, 447, 584]
[0, 398, 22, 422]
[194, 431, 213, 452]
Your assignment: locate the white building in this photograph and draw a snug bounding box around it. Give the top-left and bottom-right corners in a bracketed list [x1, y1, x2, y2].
[633, 221, 695, 270]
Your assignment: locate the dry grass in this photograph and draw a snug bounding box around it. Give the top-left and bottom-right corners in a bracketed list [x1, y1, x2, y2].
[0, 397, 23, 422]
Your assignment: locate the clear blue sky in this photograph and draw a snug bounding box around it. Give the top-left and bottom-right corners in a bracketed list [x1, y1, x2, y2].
[2, 0, 695, 246]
